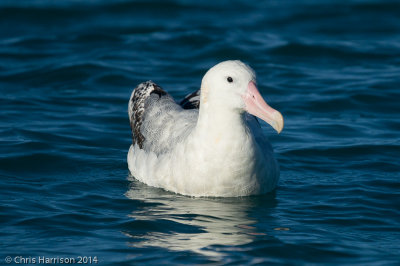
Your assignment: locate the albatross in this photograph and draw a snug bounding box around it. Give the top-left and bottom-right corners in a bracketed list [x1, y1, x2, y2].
[127, 60, 283, 197]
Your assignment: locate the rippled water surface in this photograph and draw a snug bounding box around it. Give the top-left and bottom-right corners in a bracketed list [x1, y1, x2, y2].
[1, 0, 400, 264]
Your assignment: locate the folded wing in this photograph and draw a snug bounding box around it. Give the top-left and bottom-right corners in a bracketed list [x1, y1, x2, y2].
[129, 81, 198, 155]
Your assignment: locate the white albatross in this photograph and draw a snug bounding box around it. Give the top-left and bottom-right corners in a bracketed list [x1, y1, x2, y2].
[127, 60, 284, 197]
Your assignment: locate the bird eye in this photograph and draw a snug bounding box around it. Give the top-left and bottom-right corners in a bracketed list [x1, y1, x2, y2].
[227, 77, 233, 83]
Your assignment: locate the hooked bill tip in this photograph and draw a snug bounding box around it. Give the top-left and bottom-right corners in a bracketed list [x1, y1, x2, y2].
[272, 111, 284, 134]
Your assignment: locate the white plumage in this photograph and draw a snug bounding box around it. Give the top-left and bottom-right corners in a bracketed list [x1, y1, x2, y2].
[127, 60, 283, 197]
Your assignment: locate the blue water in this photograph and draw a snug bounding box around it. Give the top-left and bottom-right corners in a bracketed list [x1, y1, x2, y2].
[1, 0, 400, 264]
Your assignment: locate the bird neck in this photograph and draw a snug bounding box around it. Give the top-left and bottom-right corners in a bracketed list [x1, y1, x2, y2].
[194, 100, 248, 145]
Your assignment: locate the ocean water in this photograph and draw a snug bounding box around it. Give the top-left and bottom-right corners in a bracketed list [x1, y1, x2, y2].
[1, 0, 400, 264]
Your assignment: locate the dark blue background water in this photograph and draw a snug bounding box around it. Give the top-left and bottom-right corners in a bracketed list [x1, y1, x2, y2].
[1, 0, 399, 265]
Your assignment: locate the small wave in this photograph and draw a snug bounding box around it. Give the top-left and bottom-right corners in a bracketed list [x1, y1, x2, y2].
[269, 42, 395, 61]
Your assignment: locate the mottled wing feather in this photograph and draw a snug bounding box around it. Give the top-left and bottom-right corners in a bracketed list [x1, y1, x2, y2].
[179, 89, 200, 110]
[129, 81, 198, 155]
[129, 81, 166, 149]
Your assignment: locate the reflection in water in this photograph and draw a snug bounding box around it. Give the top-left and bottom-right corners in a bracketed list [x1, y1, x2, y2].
[124, 178, 277, 257]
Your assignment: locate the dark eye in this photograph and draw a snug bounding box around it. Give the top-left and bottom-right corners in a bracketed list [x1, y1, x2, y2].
[227, 77, 233, 83]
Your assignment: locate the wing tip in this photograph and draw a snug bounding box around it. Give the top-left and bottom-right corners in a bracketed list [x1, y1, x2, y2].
[180, 89, 200, 110]
[129, 81, 167, 149]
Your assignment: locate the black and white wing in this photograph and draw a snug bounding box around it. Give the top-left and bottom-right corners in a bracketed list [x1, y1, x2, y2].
[179, 89, 200, 110]
[128, 81, 198, 155]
